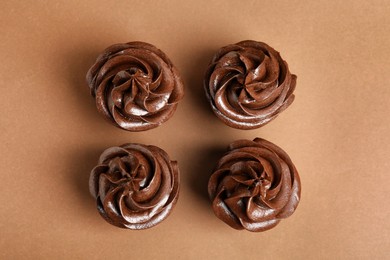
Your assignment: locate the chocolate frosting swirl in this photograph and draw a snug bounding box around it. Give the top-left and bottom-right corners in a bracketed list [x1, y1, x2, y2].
[89, 143, 179, 229]
[208, 138, 300, 232]
[87, 42, 184, 131]
[204, 40, 296, 129]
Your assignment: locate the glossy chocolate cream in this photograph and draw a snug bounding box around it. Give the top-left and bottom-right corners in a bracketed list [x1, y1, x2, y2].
[204, 40, 296, 129]
[89, 143, 179, 229]
[208, 138, 300, 232]
[86, 42, 184, 131]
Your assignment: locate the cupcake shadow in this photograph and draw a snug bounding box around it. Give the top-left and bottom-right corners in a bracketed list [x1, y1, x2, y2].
[66, 145, 105, 211]
[62, 45, 109, 129]
[182, 47, 217, 119]
[186, 145, 226, 205]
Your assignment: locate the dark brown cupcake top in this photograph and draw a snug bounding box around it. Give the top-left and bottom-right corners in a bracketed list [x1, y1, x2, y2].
[87, 42, 184, 131]
[89, 143, 179, 229]
[208, 138, 300, 232]
[204, 40, 296, 129]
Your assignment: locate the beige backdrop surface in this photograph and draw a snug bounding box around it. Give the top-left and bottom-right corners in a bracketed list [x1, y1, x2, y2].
[1, 0, 389, 259]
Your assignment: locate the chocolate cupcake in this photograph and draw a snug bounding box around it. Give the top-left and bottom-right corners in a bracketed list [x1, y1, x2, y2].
[87, 42, 184, 131]
[204, 40, 296, 129]
[208, 138, 300, 232]
[89, 143, 179, 229]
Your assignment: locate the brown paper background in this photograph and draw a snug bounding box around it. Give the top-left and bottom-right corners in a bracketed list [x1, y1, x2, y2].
[1, 0, 389, 259]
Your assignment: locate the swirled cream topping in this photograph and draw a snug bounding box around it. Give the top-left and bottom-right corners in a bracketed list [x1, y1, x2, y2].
[89, 143, 179, 229]
[204, 40, 296, 129]
[87, 42, 184, 131]
[208, 138, 300, 232]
